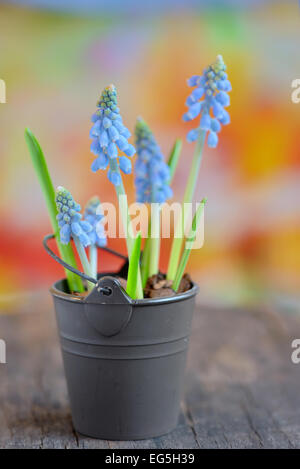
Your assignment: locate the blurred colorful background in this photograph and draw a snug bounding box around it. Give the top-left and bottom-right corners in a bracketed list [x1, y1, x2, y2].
[0, 0, 299, 311]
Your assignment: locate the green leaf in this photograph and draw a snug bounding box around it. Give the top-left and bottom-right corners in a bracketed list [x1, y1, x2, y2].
[25, 128, 84, 292]
[126, 232, 142, 299]
[172, 198, 207, 292]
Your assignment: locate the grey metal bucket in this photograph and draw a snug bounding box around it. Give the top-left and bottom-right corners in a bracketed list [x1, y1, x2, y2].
[44, 234, 199, 440]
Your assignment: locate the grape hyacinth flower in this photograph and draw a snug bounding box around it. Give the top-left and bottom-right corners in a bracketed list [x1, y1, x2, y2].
[183, 54, 231, 148]
[84, 196, 107, 278]
[84, 196, 107, 248]
[167, 55, 231, 283]
[89, 86, 143, 298]
[90, 84, 135, 186]
[135, 118, 172, 203]
[56, 186, 94, 289]
[135, 118, 172, 280]
[56, 187, 92, 246]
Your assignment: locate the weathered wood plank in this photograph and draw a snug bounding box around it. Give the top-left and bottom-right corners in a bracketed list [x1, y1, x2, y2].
[0, 294, 300, 449]
[185, 304, 300, 449]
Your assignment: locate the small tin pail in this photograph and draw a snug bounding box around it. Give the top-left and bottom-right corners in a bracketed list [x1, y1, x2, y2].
[44, 234, 198, 440]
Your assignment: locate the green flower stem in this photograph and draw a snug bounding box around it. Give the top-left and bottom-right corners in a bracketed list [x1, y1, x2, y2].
[109, 160, 143, 299]
[126, 232, 142, 299]
[25, 128, 84, 293]
[73, 237, 94, 291]
[148, 203, 161, 277]
[172, 198, 207, 292]
[139, 139, 181, 286]
[141, 222, 151, 288]
[182, 131, 206, 203]
[89, 244, 98, 279]
[167, 130, 206, 282]
[167, 138, 182, 184]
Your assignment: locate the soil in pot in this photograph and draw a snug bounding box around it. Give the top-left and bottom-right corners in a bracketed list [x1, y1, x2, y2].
[113, 272, 193, 298]
[72, 272, 193, 299]
[144, 272, 193, 298]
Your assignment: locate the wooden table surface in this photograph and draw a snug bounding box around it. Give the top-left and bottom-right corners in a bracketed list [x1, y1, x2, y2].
[0, 293, 300, 449]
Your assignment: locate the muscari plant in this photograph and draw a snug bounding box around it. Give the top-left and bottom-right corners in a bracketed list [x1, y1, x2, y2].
[55, 186, 94, 291]
[26, 54, 230, 299]
[89, 84, 144, 299]
[167, 54, 231, 281]
[134, 117, 172, 287]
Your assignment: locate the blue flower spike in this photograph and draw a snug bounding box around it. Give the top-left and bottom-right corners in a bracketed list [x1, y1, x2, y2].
[84, 196, 107, 248]
[167, 56, 230, 283]
[134, 118, 173, 203]
[56, 187, 94, 289]
[90, 84, 135, 185]
[89, 86, 144, 298]
[184, 55, 231, 148]
[55, 186, 92, 247]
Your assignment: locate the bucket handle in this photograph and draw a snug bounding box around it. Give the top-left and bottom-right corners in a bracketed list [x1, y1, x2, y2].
[44, 234, 134, 337]
[43, 233, 127, 292]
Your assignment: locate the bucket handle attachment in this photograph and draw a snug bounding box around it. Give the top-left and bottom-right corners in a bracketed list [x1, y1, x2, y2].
[84, 276, 133, 337]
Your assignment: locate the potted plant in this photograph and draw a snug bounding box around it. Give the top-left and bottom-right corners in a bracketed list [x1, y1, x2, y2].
[26, 55, 231, 440]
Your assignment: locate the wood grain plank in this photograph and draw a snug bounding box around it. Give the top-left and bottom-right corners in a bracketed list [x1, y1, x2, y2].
[184, 305, 300, 449]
